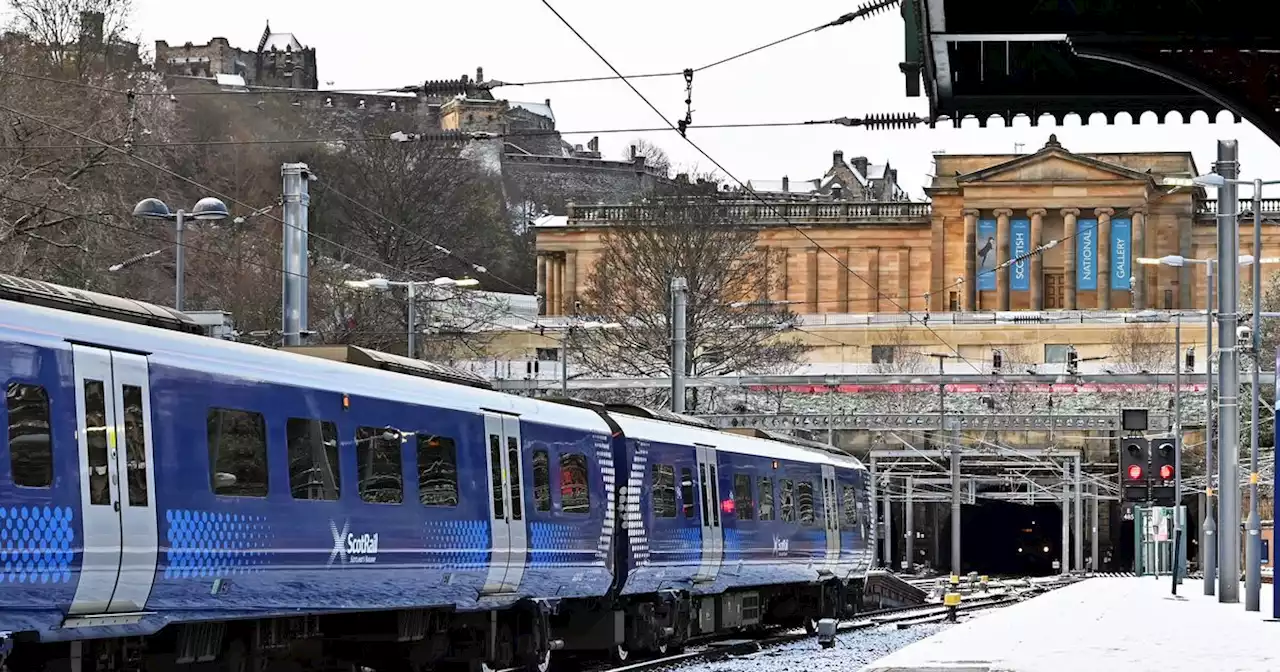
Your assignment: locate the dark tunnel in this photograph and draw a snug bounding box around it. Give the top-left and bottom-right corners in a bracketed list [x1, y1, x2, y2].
[948, 500, 1066, 576]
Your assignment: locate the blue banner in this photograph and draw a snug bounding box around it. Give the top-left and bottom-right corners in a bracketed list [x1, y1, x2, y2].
[1111, 217, 1132, 290]
[1011, 218, 1030, 292]
[1077, 219, 1098, 291]
[977, 219, 996, 291]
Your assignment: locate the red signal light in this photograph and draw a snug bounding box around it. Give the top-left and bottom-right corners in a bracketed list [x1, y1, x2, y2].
[1127, 465, 1143, 480]
[1160, 465, 1174, 480]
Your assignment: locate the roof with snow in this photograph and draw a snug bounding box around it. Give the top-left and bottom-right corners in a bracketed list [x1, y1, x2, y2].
[509, 101, 555, 123]
[261, 32, 303, 52]
[532, 215, 568, 227]
[215, 73, 247, 89]
[746, 178, 822, 194]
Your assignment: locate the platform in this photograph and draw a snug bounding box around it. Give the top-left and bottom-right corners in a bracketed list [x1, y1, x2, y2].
[862, 577, 1280, 672]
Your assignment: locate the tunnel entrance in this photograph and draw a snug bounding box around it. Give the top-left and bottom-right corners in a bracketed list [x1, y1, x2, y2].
[947, 500, 1065, 576]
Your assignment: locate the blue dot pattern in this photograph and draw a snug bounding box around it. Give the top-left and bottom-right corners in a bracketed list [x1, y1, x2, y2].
[723, 527, 743, 560]
[423, 519, 489, 568]
[0, 506, 74, 584]
[164, 509, 270, 579]
[649, 526, 700, 566]
[528, 522, 592, 566]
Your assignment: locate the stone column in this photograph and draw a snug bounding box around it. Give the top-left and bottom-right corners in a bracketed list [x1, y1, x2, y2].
[1096, 208, 1114, 310]
[962, 208, 979, 311]
[1028, 208, 1047, 310]
[566, 250, 579, 314]
[1062, 208, 1080, 310]
[1131, 207, 1147, 309]
[536, 255, 548, 314]
[995, 208, 1013, 311]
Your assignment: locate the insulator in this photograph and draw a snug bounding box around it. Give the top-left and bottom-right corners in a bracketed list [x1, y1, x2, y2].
[860, 112, 927, 130]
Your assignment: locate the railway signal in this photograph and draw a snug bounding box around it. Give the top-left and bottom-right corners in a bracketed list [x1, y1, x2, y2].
[1150, 438, 1177, 506]
[1120, 438, 1150, 503]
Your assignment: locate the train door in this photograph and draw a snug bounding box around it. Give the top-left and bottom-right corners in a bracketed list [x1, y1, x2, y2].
[481, 412, 527, 594]
[68, 345, 159, 615]
[820, 465, 840, 573]
[693, 445, 722, 583]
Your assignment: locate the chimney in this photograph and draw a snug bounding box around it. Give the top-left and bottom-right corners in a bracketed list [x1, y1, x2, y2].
[545, 98, 551, 108]
[833, 150, 844, 167]
[782, 176, 790, 192]
[852, 157, 869, 176]
[630, 144, 638, 160]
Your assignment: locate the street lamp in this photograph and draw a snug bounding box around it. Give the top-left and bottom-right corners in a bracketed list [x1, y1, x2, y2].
[1163, 169, 1280, 610]
[132, 197, 229, 311]
[344, 276, 480, 358]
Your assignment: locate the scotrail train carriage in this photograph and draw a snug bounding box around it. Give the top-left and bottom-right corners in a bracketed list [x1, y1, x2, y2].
[0, 275, 873, 672]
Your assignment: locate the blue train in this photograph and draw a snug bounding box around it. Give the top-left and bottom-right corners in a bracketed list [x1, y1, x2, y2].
[0, 275, 874, 672]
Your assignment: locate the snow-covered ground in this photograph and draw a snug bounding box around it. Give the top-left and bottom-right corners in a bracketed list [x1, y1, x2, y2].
[681, 623, 954, 672]
[863, 577, 1280, 672]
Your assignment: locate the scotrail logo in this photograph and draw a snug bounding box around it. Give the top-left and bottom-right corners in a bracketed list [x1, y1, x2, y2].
[328, 519, 379, 566]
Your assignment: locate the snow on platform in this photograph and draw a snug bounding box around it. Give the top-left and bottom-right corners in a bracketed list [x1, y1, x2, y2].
[862, 577, 1280, 672]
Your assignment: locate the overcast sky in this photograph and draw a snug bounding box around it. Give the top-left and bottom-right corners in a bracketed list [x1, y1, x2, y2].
[128, 0, 1280, 199]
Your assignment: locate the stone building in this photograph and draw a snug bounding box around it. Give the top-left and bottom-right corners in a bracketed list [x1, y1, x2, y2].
[155, 22, 317, 89]
[536, 135, 1280, 320]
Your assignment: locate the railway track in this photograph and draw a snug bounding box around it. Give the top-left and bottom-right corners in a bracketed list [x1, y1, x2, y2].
[564, 590, 1031, 672]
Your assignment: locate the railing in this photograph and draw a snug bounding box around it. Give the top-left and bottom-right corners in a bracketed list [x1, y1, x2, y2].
[1197, 198, 1280, 215]
[566, 200, 932, 226]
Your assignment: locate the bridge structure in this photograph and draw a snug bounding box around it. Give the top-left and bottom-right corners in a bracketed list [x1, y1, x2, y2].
[900, 1, 1280, 144]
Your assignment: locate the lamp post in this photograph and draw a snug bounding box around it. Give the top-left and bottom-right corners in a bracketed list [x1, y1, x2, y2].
[344, 276, 480, 358]
[927, 352, 961, 577]
[132, 197, 230, 311]
[1164, 167, 1280, 609]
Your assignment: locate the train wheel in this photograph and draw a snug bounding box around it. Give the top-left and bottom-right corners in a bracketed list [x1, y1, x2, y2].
[803, 616, 819, 635]
[524, 648, 552, 672]
[654, 641, 669, 656]
[612, 644, 630, 663]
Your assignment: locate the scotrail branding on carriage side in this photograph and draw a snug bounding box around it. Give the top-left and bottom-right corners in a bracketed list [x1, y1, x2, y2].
[328, 519, 379, 566]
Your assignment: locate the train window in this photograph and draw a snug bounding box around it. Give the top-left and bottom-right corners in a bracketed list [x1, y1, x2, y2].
[709, 465, 721, 527]
[6, 382, 51, 488]
[733, 474, 754, 521]
[417, 434, 458, 507]
[758, 477, 774, 521]
[842, 485, 857, 527]
[797, 481, 815, 526]
[355, 426, 403, 504]
[84, 380, 110, 504]
[698, 465, 709, 522]
[779, 479, 796, 522]
[208, 408, 269, 498]
[680, 467, 695, 518]
[286, 418, 340, 501]
[488, 434, 504, 518]
[533, 449, 551, 511]
[121, 385, 148, 506]
[559, 452, 589, 514]
[507, 437, 523, 521]
[652, 464, 676, 518]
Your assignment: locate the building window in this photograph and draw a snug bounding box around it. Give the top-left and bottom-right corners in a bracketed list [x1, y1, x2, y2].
[286, 418, 340, 501]
[871, 345, 895, 364]
[948, 291, 959, 312]
[536, 348, 560, 362]
[355, 426, 403, 504]
[1165, 289, 1174, 310]
[208, 408, 269, 498]
[1045, 344, 1071, 364]
[7, 382, 51, 488]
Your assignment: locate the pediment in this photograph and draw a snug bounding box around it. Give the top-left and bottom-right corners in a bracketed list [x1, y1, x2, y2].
[958, 149, 1152, 185]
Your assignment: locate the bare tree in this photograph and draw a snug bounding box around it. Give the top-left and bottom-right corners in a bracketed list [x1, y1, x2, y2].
[867, 325, 927, 373]
[621, 138, 671, 178]
[6, 0, 137, 76]
[1107, 323, 1174, 373]
[567, 183, 808, 407]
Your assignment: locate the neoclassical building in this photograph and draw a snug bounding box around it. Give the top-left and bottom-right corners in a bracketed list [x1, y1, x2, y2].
[535, 136, 1280, 317]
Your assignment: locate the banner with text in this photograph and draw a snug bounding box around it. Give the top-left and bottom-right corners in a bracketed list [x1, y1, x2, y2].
[1011, 217, 1031, 292]
[977, 219, 997, 291]
[1111, 217, 1132, 290]
[1077, 218, 1098, 291]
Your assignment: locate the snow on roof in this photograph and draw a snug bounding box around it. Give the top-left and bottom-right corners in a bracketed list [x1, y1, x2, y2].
[262, 33, 303, 52]
[215, 73, 246, 88]
[533, 215, 568, 227]
[747, 178, 823, 194]
[866, 163, 888, 180]
[510, 101, 555, 123]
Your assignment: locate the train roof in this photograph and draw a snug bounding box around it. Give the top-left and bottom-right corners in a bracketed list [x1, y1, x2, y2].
[0, 296, 610, 434]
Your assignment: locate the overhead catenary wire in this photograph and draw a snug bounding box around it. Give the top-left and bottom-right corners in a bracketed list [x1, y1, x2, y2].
[535, 0, 985, 375]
